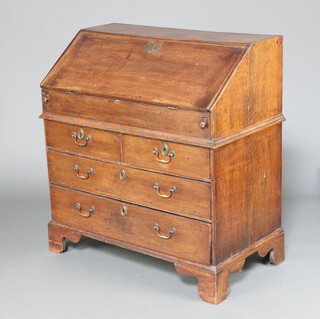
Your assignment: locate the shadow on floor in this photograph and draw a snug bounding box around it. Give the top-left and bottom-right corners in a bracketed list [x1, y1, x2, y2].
[68, 236, 271, 288]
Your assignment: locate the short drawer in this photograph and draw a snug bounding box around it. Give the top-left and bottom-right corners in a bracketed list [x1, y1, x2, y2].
[50, 185, 211, 265]
[45, 120, 121, 162]
[47, 150, 211, 221]
[123, 135, 210, 180]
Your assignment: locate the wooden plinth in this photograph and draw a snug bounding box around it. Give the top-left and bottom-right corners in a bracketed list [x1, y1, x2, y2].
[48, 221, 284, 304]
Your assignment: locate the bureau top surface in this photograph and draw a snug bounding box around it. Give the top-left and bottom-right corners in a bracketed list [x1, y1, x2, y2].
[41, 24, 279, 111]
[85, 23, 277, 45]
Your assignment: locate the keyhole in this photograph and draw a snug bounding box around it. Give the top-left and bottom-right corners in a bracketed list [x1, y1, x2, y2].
[120, 205, 127, 216]
[161, 144, 168, 156]
[119, 169, 126, 180]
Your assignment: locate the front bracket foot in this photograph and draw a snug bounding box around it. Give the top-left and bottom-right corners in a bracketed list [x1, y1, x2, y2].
[48, 221, 81, 253]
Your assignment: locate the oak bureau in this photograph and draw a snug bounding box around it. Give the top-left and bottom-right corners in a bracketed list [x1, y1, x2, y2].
[40, 23, 285, 304]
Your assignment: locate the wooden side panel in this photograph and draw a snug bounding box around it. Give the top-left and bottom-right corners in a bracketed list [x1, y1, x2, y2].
[213, 124, 282, 264]
[43, 90, 210, 138]
[50, 185, 211, 265]
[248, 124, 282, 243]
[212, 36, 283, 137]
[213, 135, 249, 264]
[123, 135, 210, 180]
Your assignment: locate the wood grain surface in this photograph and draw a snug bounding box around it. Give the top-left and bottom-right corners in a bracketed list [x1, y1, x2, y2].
[50, 185, 211, 264]
[42, 24, 284, 304]
[45, 120, 121, 162]
[47, 150, 211, 220]
[41, 31, 247, 109]
[123, 134, 210, 180]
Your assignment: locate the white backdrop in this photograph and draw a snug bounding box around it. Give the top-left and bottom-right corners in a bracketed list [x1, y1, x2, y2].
[1, 1, 320, 318]
[1, 0, 319, 201]
[1, 0, 319, 202]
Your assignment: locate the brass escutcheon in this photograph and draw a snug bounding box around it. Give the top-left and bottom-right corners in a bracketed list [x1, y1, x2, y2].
[119, 169, 127, 180]
[161, 144, 169, 156]
[120, 205, 127, 216]
[144, 40, 162, 53]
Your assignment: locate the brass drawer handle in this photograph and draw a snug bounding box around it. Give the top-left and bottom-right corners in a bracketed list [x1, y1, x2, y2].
[76, 202, 95, 218]
[153, 182, 176, 198]
[153, 144, 175, 164]
[153, 223, 176, 240]
[73, 164, 93, 180]
[72, 128, 92, 147]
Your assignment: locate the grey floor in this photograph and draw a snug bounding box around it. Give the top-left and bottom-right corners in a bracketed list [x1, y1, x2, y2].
[1, 195, 319, 319]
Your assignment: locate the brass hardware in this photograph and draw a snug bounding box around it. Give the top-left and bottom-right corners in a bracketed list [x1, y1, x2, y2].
[43, 93, 49, 104]
[161, 144, 169, 156]
[119, 169, 127, 180]
[73, 164, 93, 180]
[153, 144, 175, 164]
[78, 129, 84, 140]
[120, 205, 127, 216]
[200, 117, 208, 129]
[153, 223, 176, 240]
[144, 40, 162, 53]
[153, 182, 176, 198]
[72, 128, 92, 147]
[76, 203, 95, 218]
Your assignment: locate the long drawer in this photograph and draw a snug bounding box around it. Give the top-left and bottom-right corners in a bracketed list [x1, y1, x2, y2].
[47, 150, 211, 221]
[50, 185, 211, 265]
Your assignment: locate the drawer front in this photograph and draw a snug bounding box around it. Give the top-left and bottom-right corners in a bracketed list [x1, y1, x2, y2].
[123, 135, 210, 180]
[50, 185, 211, 265]
[45, 120, 121, 162]
[47, 150, 211, 220]
[43, 90, 210, 138]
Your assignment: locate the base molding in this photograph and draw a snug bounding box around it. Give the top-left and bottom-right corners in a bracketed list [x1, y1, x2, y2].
[48, 221, 284, 304]
[175, 229, 284, 304]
